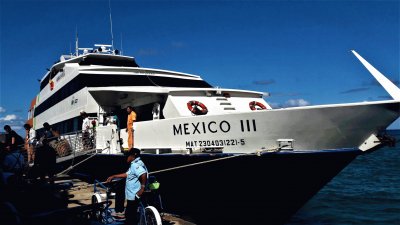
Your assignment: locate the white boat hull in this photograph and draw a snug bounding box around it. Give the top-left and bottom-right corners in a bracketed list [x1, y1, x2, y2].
[135, 100, 400, 152]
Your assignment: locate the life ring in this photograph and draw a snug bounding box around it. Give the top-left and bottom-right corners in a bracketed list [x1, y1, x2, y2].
[187, 100, 208, 115]
[249, 101, 267, 110]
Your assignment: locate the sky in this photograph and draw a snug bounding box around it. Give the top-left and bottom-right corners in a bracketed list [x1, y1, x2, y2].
[0, 0, 399, 135]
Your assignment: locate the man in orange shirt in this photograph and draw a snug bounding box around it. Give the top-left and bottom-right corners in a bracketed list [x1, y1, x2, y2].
[126, 106, 136, 149]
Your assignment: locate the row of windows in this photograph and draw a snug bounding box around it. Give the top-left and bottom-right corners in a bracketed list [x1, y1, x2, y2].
[34, 73, 212, 117]
[35, 113, 96, 135]
[40, 56, 140, 91]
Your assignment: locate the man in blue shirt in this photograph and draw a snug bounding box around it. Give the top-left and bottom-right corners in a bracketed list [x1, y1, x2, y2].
[107, 148, 147, 224]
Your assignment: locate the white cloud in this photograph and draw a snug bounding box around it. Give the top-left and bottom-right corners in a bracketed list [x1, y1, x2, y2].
[269, 102, 282, 109]
[0, 107, 5, 113]
[0, 114, 17, 121]
[284, 99, 310, 107]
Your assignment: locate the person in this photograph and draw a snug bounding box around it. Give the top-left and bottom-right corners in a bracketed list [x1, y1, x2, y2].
[110, 112, 120, 133]
[41, 122, 59, 150]
[107, 148, 147, 224]
[152, 103, 160, 120]
[42, 122, 59, 140]
[34, 138, 56, 184]
[1, 126, 25, 185]
[126, 106, 136, 149]
[80, 110, 92, 150]
[23, 123, 36, 165]
[103, 112, 111, 126]
[81, 110, 90, 132]
[3, 125, 24, 151]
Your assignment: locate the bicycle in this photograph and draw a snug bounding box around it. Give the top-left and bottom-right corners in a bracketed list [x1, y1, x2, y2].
[91, 179, 114, 224]
[91, 176, 163, 225]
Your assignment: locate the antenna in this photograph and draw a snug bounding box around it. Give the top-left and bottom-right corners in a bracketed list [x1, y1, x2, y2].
[69, 42, 72, 55]
[120, 33, 123, 55]
[109, 0, 114, 50]
[75, 26, 79, 56]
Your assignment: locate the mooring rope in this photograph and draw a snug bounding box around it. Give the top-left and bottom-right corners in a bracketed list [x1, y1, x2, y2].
[56, 145, 285, 178]
[149, 146, 284, 175]
[56, 149, 100, 177]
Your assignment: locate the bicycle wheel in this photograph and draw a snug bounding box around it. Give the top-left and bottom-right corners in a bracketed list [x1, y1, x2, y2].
[91, 193, 102, 221]
[144, 206, 162, 225]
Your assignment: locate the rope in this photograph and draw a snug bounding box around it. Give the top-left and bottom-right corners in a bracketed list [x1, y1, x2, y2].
[56, 150, 99, 177]
[149, 146, 284, 175]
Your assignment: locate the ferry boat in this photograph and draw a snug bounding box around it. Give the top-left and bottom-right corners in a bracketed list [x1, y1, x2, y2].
[27, 44, 400, 224]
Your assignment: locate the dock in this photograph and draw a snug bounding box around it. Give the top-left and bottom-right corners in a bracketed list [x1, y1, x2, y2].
[64, 175, 195, 224]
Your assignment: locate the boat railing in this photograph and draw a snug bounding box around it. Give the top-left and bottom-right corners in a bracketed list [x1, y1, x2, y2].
[53, 129, 97, 162]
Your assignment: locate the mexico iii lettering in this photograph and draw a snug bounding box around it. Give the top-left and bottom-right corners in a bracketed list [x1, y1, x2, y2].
[173, 120, 231, 136]
[240, 119, 257, 132]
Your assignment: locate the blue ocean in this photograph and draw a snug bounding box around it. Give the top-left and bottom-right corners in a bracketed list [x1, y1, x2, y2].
[287, 130, 400, 225]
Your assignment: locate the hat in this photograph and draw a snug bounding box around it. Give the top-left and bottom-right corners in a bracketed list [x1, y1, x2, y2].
[124, 148, 141, 157]
[80, 110, 85, 114]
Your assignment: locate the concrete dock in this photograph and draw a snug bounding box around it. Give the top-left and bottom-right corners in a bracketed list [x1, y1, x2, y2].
[62, 176, 195, 225]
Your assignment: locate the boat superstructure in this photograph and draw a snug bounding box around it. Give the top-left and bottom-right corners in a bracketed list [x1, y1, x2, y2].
[26, 45, 400, 224]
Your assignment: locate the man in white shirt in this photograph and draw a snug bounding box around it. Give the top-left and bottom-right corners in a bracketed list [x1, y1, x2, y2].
[80, 110, 92, 150]
[81, 110, 90, 132]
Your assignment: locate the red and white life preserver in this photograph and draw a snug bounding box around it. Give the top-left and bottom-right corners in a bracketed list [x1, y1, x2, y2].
[249, 101, 267, 111]
[187, 100, 208, 115]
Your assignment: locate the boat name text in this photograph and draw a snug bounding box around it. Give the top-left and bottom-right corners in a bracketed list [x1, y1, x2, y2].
[173, 119, 256, 135]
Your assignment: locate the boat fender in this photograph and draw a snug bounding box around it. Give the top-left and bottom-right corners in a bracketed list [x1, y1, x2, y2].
[249, 101, 267, 110]
[187, 100, 208, 115]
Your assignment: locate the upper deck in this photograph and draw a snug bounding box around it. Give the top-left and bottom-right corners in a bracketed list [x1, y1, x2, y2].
[40, 52, 139, 91]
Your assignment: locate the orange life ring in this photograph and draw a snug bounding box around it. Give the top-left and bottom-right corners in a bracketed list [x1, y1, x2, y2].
[249, 101, 267, 110]
[187, 100, 208, 115]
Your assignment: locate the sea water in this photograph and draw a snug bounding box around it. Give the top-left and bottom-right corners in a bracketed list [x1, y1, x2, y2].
[287, 130, 400, 225]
